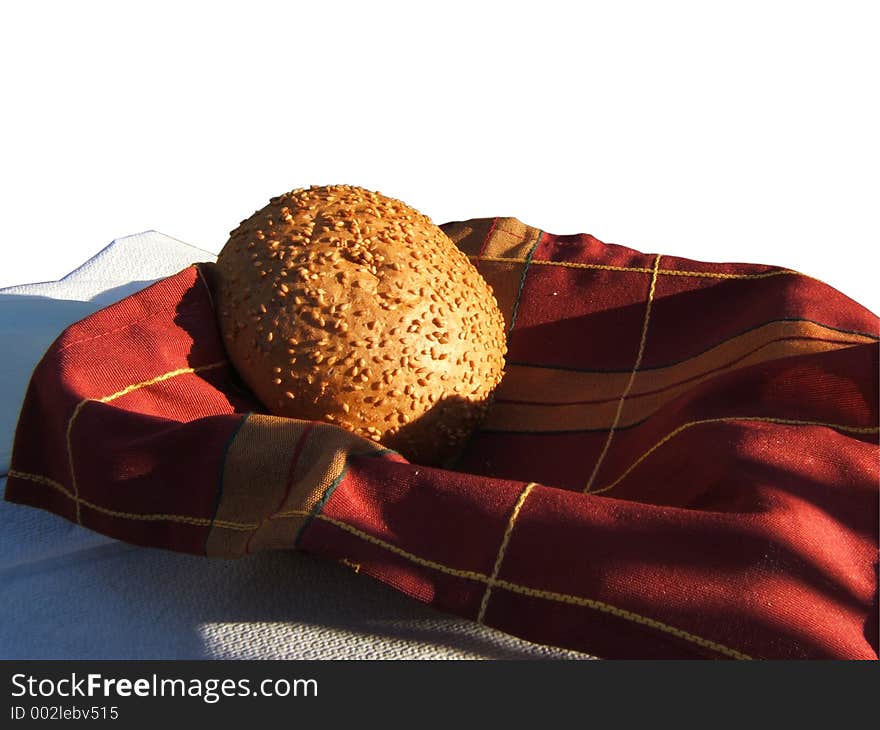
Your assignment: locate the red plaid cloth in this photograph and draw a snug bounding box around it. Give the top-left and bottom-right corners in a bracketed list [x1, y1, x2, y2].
[6, 217, 878, 659]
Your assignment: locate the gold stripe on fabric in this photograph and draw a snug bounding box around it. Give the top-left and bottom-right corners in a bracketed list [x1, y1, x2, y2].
[66, 361, 227, 524]
[485, 328, 870, 432]
[443, 218, 498, 256]
[497, 321, 876, 406]
[476, 225, 545, 331]
[20, 416, 873, 534]
[584, 254, 662, 492]
[469, 255, 802, 281]
[246, 422, 383, 552]
[590, 416, 880, 496]
[485, 395, 621, 432]
[477, 482, 536, 624]
[480, 262, 528, 333]
[21, 443, 879, 660]
[205, 415, 312, 557]
[8, 469, 255, 530]
[482, 218, 542, 260]
[271, 506, 752, 660]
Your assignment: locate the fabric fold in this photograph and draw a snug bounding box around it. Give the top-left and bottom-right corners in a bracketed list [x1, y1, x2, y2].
[5, 218, 878, 659]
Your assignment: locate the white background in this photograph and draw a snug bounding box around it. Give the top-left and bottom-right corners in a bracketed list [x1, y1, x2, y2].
[1, 1, 877, 313]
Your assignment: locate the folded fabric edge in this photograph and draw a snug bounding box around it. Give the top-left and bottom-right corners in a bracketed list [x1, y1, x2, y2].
[4, 225, 878, 660]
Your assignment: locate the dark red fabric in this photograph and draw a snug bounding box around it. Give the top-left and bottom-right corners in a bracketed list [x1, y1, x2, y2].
[5, 221, 878, 659]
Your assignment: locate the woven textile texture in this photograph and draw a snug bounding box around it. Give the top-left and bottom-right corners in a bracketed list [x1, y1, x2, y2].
[6, 217, 878, 659]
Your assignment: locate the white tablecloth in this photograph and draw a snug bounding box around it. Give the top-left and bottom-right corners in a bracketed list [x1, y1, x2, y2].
[0, 232, 591, 660]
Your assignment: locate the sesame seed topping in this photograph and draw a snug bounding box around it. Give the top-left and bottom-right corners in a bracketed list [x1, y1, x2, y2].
[214, 183, 508, 466]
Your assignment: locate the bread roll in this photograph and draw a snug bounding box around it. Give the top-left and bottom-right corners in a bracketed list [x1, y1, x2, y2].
[214, 184, 507, 465]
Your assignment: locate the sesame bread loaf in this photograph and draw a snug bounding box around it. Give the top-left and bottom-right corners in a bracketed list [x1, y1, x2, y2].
[214, 185, 507, 465]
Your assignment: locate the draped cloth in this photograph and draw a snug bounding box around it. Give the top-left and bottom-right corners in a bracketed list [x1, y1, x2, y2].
[6, 217, 878, 659]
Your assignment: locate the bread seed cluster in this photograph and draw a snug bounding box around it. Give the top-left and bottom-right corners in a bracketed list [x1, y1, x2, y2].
[214, 184, 507, 465]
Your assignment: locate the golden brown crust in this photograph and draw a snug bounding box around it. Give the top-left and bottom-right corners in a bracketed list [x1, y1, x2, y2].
[214, 184, 507, 465]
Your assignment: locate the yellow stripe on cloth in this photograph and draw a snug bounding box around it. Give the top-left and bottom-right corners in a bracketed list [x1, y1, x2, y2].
[590, 416, 880, 496]
[487, 323, 875, 433]
[477, 482, 536, 624]
[497, 320, 876, 405]
[10, 464, 753, 658]
[469, 255, 803, 281]
[8, 469, 256, 530]
[272, 505, 752, 660]
[66, 361, 227, 524]
[584, 254, 662, 492]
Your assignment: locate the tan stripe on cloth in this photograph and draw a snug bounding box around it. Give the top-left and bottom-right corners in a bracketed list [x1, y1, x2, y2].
[206, 415, 386, 557]
[485, 321, 874, 432]
[452, 218, 542, 330]
[442, 217, 497, 256]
